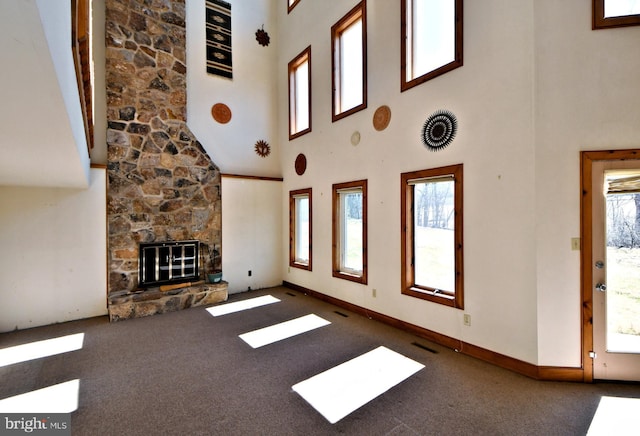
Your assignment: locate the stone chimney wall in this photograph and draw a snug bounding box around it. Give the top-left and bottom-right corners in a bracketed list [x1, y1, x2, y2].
[106, 0, 221, 295]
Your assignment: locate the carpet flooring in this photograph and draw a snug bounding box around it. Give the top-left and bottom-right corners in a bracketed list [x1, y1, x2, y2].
[1, 286, 639, 435]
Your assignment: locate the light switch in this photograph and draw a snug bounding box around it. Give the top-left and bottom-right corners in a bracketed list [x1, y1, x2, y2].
[571, 238, 580, 251]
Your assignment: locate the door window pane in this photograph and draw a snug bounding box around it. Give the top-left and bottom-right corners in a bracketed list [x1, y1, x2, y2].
[605, 180, 640, 352]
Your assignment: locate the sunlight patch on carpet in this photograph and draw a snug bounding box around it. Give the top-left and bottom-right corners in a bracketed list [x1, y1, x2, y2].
[292, 346, 424, 424]
[587, 396, 640, 435]
[0, 380, 80, 413]
[239, 314, 331, 348]
[206, 295, 280, 317]
[0, 333, 84, 368]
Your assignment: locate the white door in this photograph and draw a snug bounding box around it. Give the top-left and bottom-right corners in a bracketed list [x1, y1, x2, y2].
[592, 160, 640, 381]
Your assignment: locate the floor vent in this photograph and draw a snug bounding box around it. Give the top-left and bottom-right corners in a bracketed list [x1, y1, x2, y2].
[334, 311, 349, 318]
[412, 342, 438, 354]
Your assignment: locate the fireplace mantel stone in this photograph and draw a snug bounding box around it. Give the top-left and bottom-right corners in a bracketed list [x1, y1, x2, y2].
[108, 281, 228, 321]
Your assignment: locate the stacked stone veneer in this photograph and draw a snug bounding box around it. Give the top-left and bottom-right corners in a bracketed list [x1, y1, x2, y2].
[106, 0, 225, 319]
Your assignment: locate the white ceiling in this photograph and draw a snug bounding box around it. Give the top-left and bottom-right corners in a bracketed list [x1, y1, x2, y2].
[0, 0, 89, 188]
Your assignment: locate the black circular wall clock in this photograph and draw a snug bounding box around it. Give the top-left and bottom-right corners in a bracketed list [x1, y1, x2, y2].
[421, 110, 458, 151]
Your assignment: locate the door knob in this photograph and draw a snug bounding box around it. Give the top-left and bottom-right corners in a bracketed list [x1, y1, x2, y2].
[595, 283, 607, 292]
[595, 261, 604, 269]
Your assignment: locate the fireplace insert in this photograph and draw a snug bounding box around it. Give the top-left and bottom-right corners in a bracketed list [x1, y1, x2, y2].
[139, 240, 199, 288]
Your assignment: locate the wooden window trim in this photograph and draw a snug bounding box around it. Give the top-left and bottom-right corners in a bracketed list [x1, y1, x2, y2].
[401, 164, 464, 309]
[288, 46, 312, 140]
[400, 0, 463, 92]
[593, 0, 640, 29]
[288, 0, 301, 14]
[289, 188, 312, 271]
[331, 1, 367, 122]
[332, 179, 368, 284]
[71, 0, 94, 154]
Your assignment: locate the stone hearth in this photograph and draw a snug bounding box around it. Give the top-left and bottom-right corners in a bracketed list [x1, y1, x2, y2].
[108, 281, 228, 321]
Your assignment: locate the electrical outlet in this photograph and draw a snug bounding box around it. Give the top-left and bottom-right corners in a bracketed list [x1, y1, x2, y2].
[463, 314, 471, 326]
[248, 270, 252, 277]
[372, 288, 377, 298]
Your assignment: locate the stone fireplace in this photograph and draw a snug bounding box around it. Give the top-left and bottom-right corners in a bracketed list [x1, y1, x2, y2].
[105, 0, 226, 320]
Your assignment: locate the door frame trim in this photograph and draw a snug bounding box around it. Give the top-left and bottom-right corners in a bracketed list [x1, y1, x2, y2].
[581, 149, 640, 382]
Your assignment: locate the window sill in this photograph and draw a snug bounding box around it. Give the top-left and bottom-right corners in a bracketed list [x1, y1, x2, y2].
[290, 261, 311, 271]
[333, 270, 366, 284]
[402, 286, 460, 309]
[289, 128, 311, 141]
[332, 102, 367, 123]
[401, 59, 463, 93]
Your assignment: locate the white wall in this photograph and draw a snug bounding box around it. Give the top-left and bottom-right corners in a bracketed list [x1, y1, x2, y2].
[181, 0, 640, 367]
[0, 168, 107, 332]
[0, 0, 90, 188]
[221, 177, 282, 294]
[279, 0, 539, 364]
[186, 0, 280, 178]
[534, 0, 640, 366]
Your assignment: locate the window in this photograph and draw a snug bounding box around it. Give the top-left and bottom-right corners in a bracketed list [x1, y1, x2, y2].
[333, 180, 367, 284]
[288, 0, 301, 14]
[593, 0, 640, 28]
[401, 165, 463, 308]
[288, 47, 312, 140]
[331, 1, 367, 122]
[290, 188, 312, 270]
[401, 0, 463, 92]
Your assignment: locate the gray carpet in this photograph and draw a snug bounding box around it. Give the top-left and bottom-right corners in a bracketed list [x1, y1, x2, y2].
[1, 286, 639, 435]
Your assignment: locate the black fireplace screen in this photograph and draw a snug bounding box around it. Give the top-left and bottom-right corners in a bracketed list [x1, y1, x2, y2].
[139, 240, 199, 287]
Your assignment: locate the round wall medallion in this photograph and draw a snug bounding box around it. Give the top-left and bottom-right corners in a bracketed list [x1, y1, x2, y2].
[254, 139, 270, 158]
[295, 154, 307, 175]
[350, 131, 361, 146]
[421, 110, 458, 151]
[211, 103, 232, 124]
[373, 105, 391, 131]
